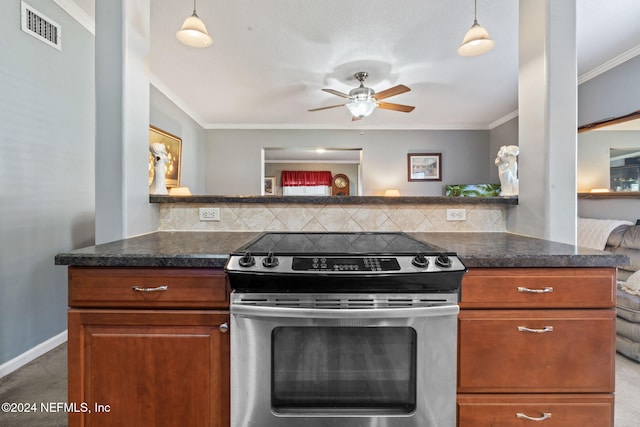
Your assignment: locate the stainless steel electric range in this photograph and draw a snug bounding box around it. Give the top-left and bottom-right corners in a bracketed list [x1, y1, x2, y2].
[225, 232, 467, 427]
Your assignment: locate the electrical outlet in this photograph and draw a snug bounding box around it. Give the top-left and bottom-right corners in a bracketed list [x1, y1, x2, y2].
[446, 208, 466, 221]
[199, 207, 220, 221]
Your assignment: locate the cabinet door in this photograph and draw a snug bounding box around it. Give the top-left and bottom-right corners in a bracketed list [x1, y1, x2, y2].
[68, 309, 229, 427]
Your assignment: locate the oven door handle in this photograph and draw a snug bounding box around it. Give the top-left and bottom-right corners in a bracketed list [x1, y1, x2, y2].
[231, 303, 459, 319]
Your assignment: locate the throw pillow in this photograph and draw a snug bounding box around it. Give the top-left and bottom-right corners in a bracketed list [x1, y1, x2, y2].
[623, 270, 640, 293]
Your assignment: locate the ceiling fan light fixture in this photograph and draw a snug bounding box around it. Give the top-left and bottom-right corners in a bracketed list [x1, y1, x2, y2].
[458, 0, 494, 57]
[346, 99, 377, 118]
[309, 71, 414, 119]
[176, 1, 212, 48]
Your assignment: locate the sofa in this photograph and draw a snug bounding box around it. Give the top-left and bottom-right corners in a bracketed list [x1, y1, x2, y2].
[605, 223, 640, 362]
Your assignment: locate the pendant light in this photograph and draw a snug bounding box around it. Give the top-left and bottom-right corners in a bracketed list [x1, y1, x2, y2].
[457, 0, 494, 57]
[176, 0, 213, 48]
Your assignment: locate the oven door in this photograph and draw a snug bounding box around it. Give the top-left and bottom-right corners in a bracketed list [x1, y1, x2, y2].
[231, 299, 458, 427]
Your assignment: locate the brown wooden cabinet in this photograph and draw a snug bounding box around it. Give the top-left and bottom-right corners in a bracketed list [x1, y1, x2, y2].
[67, 267, 230, 427]
[457, 268, 616, 427]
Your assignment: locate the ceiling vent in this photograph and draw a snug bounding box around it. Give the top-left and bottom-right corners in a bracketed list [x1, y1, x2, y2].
[21, 1, 61, 50]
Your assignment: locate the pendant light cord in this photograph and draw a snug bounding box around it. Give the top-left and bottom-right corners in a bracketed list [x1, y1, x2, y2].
[473, 0, 479, 26]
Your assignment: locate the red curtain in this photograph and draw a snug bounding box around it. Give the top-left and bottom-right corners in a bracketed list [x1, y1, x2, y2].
[281, 171, 332, 187]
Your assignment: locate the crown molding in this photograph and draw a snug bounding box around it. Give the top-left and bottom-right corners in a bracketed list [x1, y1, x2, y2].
[53, 0, 94, 35]
[578, 44, 640, 85]
[489, 110, 519, 129]
[202, 123, 491, 131]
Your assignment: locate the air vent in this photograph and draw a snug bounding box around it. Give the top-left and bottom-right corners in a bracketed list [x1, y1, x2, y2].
[21, 1, 61, 50]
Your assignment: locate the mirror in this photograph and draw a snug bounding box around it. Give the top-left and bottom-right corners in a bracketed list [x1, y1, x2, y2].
[610, 148, 640, 192]
[262, 148, 363, 196]
[578, 110, 640, 195]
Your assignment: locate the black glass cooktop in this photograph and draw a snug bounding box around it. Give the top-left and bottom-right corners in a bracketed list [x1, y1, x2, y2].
[234, 232, 445, 256]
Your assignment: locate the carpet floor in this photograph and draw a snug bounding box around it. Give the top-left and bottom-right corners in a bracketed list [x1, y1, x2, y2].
[0, 344, 67, 427]
[1, 343, 639, 426]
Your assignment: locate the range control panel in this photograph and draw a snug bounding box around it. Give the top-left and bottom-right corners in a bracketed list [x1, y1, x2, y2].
[292, 257, 401, 272]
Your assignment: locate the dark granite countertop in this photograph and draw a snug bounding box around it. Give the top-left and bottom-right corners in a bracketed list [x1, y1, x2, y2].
[54, 232, 260, 268]
[55, 231, 629, 269]
[409, 232, 629, 268]
[150, 195, 519, 205]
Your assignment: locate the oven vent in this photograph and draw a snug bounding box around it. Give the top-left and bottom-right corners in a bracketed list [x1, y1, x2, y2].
[233, 293, 457, 309]
[21, 1, 62, 50]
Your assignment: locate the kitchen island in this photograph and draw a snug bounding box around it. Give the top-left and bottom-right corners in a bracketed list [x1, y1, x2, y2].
[55, 231, 628, 427]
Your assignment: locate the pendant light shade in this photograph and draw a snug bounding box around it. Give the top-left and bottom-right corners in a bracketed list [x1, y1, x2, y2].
[176, 0, 212, 48]
[458, 0, 494, 57]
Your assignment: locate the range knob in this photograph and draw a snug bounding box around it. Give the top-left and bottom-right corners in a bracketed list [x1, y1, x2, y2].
[238, 251, 255, 267]
[262, 251, 280, 268]
[435, 253, 452, 268]
[412, 252, 429, 268]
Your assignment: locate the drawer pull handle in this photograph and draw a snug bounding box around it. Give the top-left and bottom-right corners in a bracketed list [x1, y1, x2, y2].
[517, 286, 553, 293]
[132, 285, 169, 293]
[517, 326, 554, 333]
[516, 412, 552, 421]
[219, 323, 229, 333]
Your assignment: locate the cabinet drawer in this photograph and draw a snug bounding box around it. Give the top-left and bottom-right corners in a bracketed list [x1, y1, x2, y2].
[460, 268, 616, 308]
[457, 394, 613, 427]
[69, 267, 228, 308]
[458, 309, 615, 393]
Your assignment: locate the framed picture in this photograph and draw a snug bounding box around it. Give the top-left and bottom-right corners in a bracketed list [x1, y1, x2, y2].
[149, 125, 182, 188]
[264, 176, 276, 195]
[407, 153, 442, 181]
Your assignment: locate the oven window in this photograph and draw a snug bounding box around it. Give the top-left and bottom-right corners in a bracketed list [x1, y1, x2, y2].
[271, 326, 417, 414]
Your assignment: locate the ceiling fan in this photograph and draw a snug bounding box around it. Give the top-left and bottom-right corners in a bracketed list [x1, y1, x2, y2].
[309, 72, 415, 120]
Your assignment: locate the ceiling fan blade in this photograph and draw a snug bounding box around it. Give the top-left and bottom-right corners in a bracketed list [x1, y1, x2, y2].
[321, 88, 350, 99]
[374, 84, 411, 101]
[377, 102, 415, 113]
[308, 104, 345, 112]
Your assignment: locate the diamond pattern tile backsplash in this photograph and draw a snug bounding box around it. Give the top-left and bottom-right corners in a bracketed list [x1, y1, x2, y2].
[159, 203, 506, 232]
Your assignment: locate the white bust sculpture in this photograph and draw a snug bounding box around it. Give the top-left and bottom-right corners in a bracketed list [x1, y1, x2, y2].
[149, 143, 169, 195]
[495, 145, 519, 196]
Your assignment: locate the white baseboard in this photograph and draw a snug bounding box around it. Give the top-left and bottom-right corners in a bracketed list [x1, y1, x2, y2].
[0, 330, 68, 378]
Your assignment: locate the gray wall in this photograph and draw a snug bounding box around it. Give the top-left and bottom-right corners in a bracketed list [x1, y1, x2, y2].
[577, 55, 640, 222]
[205, 129, 492, 196]
[150, 86, 206, 194]
[579, 55, 640, 127]
[0, 0, 95, 365]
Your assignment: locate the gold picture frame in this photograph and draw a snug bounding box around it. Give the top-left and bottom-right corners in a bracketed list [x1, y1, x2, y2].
[149, 125, 182, 188]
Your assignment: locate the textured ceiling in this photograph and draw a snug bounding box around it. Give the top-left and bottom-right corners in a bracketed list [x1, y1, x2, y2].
[73, 0, 640, 130]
